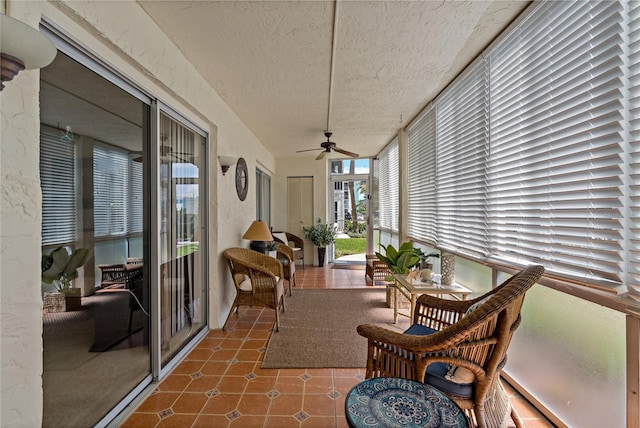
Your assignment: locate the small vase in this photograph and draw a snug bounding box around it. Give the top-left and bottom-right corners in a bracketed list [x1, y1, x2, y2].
[268, 250, 277, 258]
[441, 254, 456, 286]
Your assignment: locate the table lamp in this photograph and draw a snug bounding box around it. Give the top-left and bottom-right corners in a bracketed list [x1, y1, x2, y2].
[242, 220, 273, 254]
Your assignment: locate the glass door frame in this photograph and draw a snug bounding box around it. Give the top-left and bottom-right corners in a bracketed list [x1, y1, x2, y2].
[152, 102, 210, 379]
[328, 173, 372, 263]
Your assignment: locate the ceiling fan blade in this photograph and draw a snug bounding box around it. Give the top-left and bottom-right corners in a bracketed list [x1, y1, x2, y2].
[315, 150, 328, 160]
[296, 148, 322, 153]
[334, 147, 360, 158]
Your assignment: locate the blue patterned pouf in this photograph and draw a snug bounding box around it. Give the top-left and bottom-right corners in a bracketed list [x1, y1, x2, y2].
[345, 377, 469, 428]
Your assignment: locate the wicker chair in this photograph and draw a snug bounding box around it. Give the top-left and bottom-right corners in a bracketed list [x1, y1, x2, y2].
[365, 254, 392, 284]
[357, 264, 545, 428]
[223, 247, 285, 331]
[272, 231, 305, 268]
[275, 242, 296, 296]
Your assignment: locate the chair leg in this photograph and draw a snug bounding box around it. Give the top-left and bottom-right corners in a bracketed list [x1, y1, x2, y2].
[510, 407, 525, 428]
[222, 301, 239, 331]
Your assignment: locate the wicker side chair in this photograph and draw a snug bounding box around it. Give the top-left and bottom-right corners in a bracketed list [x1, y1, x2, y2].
[223, 247, 285, 331]
[272, 231, 305, 269]
[365, 254, 392, 284]
[357, 264, 545, 428]
[275, 242, 296, 296]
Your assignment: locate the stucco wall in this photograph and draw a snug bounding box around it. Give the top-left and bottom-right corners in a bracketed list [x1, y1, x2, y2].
[1, 0, 274, 424]
[1, 4, 47, 425]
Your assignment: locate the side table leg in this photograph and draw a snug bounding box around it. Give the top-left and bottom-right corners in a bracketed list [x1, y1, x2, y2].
[393, 281, 398, 324]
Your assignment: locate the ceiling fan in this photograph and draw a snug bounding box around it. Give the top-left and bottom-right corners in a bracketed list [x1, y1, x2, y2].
[296, 132, 360, 160]
[132, 145, 193, 163]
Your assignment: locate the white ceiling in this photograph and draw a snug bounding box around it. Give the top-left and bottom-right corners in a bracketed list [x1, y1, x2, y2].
[40, 1, 529, 159]
[138, 0, 529, 159]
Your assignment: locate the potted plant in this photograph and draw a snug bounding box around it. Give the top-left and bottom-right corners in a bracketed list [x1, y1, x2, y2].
[303, 217, 336, 266]
[419, 251, 440, 270]
[266, 241, 278, 258]
[42, 246, 90, 312]
[375, 242, 421, 280]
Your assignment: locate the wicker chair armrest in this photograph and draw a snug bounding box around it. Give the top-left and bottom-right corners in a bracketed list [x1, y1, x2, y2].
[224, 248, 283, 282]
[275, 242, 294, 261]
[415, 293, 473, 313]
[285, 232, 304, 249]
[357, 323, 456, 352]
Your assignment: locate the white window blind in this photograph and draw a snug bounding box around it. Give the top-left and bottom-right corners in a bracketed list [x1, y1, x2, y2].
[436, 58, 490, 257]
[129, 159, 143, 234]
[94, 146, 129, 237]
[407, 107, 437, 244]
[628, 0, 640, 299]
[40, 127, 77, 246]
[378, 138, 399, 232]
[489, 0, 625, 288]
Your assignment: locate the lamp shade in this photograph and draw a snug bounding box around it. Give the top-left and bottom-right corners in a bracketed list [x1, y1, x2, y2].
[242, 221, 273, 242]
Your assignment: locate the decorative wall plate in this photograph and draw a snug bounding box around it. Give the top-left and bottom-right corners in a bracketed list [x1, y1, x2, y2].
[235, 157, 248, 201]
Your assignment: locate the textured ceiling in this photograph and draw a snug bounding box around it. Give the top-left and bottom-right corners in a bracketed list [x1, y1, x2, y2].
[138, 0, 529, 159]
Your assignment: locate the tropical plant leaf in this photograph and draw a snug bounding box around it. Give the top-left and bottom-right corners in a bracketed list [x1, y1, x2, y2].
[63, 248, 90, 275]
[42, 246, 70, 281]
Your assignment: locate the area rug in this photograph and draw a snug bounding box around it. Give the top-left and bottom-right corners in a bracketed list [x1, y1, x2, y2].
[261, 288, 409, 368]
[89, 291, 145, 352]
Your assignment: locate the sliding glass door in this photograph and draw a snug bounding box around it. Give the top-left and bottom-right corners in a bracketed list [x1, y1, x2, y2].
[158, 112, 208, 366]
[39, 36, 209, 426]
[40, 51, 151, 428]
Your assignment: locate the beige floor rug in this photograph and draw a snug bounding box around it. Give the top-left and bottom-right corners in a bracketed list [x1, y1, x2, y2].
[262, 288, 409, 368]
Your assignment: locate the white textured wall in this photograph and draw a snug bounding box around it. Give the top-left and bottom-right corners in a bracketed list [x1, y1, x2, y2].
[1, 0, 274, 424]
[1, 5, 46, 428]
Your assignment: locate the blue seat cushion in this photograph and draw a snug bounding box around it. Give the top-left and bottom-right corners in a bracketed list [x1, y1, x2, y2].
[403, 324, 474, 398]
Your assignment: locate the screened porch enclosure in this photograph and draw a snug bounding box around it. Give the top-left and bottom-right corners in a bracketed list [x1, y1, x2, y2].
[372, 2, 640, 426]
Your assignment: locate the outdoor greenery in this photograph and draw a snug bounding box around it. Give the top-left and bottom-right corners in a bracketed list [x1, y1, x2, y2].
[177, 243, 199, 258]
[334, 238, 366, 258]
[344, 220, 366, 234]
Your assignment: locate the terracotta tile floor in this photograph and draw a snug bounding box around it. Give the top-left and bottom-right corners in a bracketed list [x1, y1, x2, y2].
[121, 264, 555, 427]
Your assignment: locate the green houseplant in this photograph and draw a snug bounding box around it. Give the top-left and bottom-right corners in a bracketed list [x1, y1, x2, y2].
[266, 241, 278, 258]
[42, 247, 89, 312]
[375, 242, 421, 279]
[303, 217, 336, 266]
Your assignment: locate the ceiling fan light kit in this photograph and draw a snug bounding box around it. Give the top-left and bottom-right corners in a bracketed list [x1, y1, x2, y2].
[297, 131, 360, 160]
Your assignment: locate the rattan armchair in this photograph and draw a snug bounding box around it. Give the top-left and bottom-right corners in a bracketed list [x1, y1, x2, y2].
[223, 247, 285, 331]
[275, 242, 296, 296]
[365, 254, 392, 284]
[357, 264, 545, 428]
[272, 231, 305, 268]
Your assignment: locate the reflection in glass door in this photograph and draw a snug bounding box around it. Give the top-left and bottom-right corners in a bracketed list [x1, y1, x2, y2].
[158, 112, 207, 365]
[40, 51, 151, 427]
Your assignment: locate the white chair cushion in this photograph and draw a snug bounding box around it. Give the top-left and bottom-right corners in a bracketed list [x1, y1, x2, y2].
[239, 275, 252, 291]
[273, 232, 290, 246]
[239, 275, 281, 291]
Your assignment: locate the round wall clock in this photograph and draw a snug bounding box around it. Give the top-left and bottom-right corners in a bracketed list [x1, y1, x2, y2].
[235, 157, 248, 201]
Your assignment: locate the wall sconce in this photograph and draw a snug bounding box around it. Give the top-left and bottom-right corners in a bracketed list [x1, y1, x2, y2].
[1, 14, 57, 91]
[218, 156, 237, 175]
